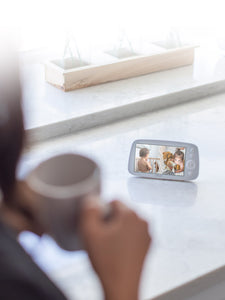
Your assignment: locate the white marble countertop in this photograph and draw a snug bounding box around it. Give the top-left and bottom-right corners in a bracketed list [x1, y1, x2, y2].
[21, 45, 225, 144]
[18, 91, 225, 299]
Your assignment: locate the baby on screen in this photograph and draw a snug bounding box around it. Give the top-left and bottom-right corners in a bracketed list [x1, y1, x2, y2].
[138, 148, 152, 173]
[174, 148, 184, 175]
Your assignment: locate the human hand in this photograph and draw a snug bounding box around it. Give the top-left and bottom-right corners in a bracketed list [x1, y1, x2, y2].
[79, 200, 151, 300]
[1, 180, 45, 236]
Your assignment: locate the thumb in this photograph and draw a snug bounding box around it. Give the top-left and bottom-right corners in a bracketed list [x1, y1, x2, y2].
[109, 200, 132, 216]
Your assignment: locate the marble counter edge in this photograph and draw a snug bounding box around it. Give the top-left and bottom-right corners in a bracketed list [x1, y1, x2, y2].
[150, 264, 225, 300]
[26, 78, 225, 145]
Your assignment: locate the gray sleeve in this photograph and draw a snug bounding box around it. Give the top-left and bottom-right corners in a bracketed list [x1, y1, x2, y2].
[0, 279, 67, 300]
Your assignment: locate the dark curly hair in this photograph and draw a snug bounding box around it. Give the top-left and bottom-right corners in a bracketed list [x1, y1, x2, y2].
[0, 49, 24, 201]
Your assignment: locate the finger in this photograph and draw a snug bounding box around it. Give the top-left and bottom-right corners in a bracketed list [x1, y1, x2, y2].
[109, 200, 130, 214]
[109, 200, 138, 221]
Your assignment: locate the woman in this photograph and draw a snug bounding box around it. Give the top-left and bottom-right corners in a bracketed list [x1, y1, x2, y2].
[0, 48, 151, 299]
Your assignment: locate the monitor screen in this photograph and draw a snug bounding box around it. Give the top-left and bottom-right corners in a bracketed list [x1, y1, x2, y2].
[135, 144, 186, 176]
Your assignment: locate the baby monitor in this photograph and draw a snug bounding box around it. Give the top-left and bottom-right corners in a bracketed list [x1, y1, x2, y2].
[128, 139, 199, 181]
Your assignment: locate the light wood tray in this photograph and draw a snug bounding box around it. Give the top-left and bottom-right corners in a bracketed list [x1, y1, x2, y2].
[45, 45, 195, 91]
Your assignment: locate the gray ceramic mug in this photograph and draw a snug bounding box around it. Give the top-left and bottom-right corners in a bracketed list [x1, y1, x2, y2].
[26, 153, 101, 251]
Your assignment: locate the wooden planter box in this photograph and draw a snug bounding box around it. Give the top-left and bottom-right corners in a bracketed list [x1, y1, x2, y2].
[45, 45, 195, 91]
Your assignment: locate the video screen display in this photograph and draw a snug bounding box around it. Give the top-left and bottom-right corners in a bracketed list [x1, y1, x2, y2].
[135, 144, 186, 176]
